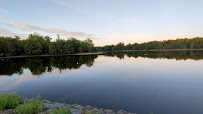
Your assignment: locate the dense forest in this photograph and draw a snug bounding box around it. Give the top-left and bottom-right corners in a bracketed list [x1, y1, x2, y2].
[97, 37, 203, 51]
[0, 33, 203, 56]
[0, 33, 95, 56]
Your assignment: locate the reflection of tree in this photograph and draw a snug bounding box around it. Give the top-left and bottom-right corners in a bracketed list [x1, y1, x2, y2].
[105, 51, 203, 60]
[23, 58, 49, 75]
[50, 55, 97, 70]
[1, 51, 203, 76]
[0, 59, 24, 76]
[104, 52, 125, 59]
[0, 55, 98, 76]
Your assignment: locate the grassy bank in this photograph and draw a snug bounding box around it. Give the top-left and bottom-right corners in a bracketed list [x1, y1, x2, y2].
[0, 94, 71, 114]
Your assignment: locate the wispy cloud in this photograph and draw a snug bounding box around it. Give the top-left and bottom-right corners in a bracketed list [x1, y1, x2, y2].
[0, 8, 8, 13]
[0, 14, 11, 21]
[0, 21, 95, 39]
[0, 28, 25, 38]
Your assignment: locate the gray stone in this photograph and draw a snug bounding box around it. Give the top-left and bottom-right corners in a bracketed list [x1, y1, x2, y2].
[71, 104, 84, 109]
[117, 110, 128, 114]
[105, 109, 116, 114]
[44, 109, 52, 114]
[0, 111, 7, 114]
[71, 108, 83, 114]
[52, 102, 60, 105]
[83, 105, 95, 110]
[5, 109, 14, 114]
[44, 103, 63, 110]
[42, 100, 52, 104]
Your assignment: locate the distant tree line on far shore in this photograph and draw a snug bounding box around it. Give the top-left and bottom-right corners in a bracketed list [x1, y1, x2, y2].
[0, 33, 203, 56]
[96, 37, 203, 51]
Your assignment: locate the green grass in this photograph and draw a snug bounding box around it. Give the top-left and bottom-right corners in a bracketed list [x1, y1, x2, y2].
[0, 94, 24, 110]
[51, 106, 72, 114]
[14, 96, 44, 114]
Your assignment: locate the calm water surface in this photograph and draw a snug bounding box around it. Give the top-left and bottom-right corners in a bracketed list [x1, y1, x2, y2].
[1, 51, 203, 114]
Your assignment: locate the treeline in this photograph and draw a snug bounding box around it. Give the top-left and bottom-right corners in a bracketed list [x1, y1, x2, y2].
[1, 33, 203, 56]
[97, 37, 203, 51]
[0, 33, 95, 56]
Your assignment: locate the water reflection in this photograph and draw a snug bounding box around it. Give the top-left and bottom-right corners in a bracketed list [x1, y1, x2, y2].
[1, 51, 203, 76]
[105, 51, 203, 60]
[0, 55, 98, 76]
[1, 51, 203, 113]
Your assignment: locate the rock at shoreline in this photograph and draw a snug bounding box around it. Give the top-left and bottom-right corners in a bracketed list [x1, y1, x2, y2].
[6, 99, 130, 114]
[42, 100, 52, 104]
[71, 108, 83, 114]
[71, 104, 84, 109]
[0, 109, 14, 114]
[44, 103, 63, 110]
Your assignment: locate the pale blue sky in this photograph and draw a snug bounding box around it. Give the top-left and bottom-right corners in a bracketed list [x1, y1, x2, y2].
[0, 0, 203, 46]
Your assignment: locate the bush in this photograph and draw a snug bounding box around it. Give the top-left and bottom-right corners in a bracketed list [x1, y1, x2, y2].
[51, 106, 71, 114]
[0, 94, 24, 110]
[14, 96, 44, 114]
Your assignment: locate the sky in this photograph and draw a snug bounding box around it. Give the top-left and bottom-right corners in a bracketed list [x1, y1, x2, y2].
[0, 0, 203, 46]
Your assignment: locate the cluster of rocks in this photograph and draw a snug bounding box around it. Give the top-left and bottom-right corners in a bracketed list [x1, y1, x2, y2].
[0, 109, 14, 114]
[42, 99, 129, 114]
[0, 99, 133, 114]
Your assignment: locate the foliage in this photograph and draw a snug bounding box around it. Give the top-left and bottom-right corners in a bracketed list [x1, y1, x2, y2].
[51, 106, 71, 114]
[85, 108, 100, 114]
[1, 33, 203, 56]
[97, 37, 203, 51]
[0, 94, 24, 110]
[14, 96, 44, 114]
[0, 33, 94, 56]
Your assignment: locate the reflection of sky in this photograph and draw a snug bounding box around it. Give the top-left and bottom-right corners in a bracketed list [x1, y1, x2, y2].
[0, 65, 88, 92]
[1, 55, 203, 113]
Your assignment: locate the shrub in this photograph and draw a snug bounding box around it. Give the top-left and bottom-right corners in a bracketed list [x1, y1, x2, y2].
[14, 96, 44, 114]
[0, 94, 24, 110]
[85, 108, 100, 114]
[51, 106, 71, 114]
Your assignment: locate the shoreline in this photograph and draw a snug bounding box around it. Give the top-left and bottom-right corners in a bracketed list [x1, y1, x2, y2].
[0, 52, 106, 59]
[41, 99, 129, 114]
[0, 98, 129, 114]
[118, 48, 203, 52]
[0, 49, 203, 59]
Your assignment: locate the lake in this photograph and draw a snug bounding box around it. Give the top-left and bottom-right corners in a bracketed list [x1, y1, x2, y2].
[0, 51, 203, 114]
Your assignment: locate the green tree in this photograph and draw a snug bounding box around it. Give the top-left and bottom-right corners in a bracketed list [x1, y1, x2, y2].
[190, 42, 195, 49]
[24, 34, 45, 55]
